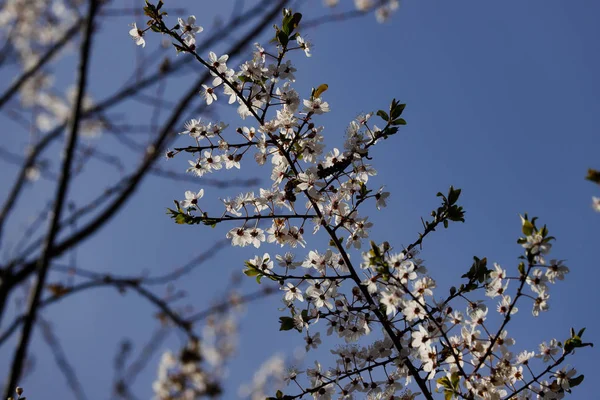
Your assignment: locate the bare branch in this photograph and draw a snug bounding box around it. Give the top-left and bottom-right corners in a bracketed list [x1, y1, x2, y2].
[38, 317, 88, 400]
[2, 1, 100, 395]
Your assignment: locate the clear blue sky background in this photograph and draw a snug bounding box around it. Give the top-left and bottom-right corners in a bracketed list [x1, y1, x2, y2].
[0, 0, 598, 398]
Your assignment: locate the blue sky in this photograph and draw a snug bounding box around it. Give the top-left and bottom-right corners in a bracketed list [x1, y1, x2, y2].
[0, 0, 598, 398]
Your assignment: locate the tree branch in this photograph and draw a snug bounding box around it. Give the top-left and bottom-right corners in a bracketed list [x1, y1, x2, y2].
[2, 1, 100, 396]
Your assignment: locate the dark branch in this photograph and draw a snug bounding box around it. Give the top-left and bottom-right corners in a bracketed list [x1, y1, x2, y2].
[2, 1, 100, 396]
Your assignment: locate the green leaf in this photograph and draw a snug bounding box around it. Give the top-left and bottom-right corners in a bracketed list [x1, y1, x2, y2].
[447, 205, 466, 223]
[450, 372, 460, 387]
[313, 83, 329, 99]
[277, 31, 288, 47]
[518, 262, 526, 276]
[569, 374, 585, 388]
[448, 186, 461, 205]
[201, 218, 219, 226]
[521, 219, 534, 236]
[380, 126, 398, 138]
[586, 168, 600, 184]
[283, 13, 302, 34]
[564, 338, 581, 353]
[391, 118, 406, 125]
[463, 282, 477, 292]
[436, 376, 451, 390]
[564, 326, 594, 353]
[377, 110, 389, 121]
[301, 309, 309, 321]
[292, 13, 302, 28]
[243, 268, 259, 277]
[462, 256, 489, 283]
[279, 317, 295, 331]
[390, 101, 406, 120]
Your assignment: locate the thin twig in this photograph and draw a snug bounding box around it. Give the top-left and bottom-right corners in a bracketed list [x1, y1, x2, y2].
[38, 317, 88, 400]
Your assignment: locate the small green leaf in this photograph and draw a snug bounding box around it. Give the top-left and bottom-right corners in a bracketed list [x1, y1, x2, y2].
[450, 372, 460, 387]
[586, 168, 600, 184]
[447, 205, 466, 223]
[284, 12, 302, 33]
[277, 31, 288, 46]
[279, 317, 295, 331]
[448, 186, 461, 205]
[461, 256, 489, 283]
[569, 374, 585, 388]
[390, 102, 406, 120]
[518, 262, 526, 276]
[436, 376, 451, 390]
[391, 118, 406, 125]
[243, 268, 259, 277]
[521, 219, 534, 236]
[377, 110, 389, 121]
[380, 126, 398, 138]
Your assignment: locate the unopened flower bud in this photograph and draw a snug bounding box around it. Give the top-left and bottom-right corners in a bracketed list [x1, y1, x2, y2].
[16, 388, 23, 396]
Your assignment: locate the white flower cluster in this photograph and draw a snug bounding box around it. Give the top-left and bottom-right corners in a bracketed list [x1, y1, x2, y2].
[238, 354, 287, 400]
[1, 0, 103, 137]
[153, 339, 214, 399]
[136, 4, 587, 399]
[153, 315, 238, 399]
[324, 0, 400, 23]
